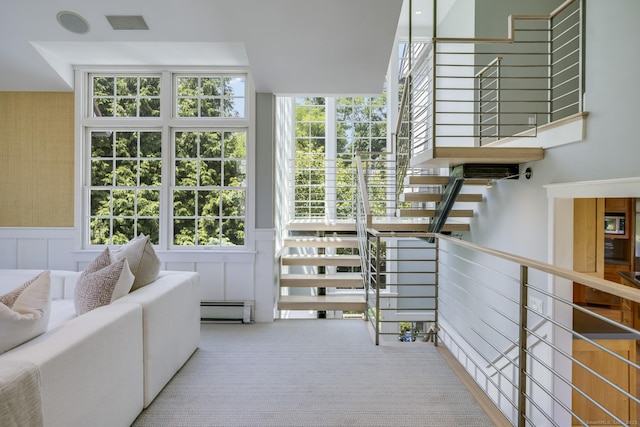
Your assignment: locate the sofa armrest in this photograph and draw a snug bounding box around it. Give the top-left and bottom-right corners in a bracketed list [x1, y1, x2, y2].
[115, 271, 200, 407]
[2, 303, 144, 427]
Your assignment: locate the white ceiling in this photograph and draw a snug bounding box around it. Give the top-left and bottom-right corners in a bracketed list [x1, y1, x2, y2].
[0, 0, 405, 95]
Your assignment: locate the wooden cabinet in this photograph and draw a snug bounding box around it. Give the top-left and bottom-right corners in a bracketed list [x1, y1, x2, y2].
[604, 263, 630, 284]
[574, 198, 605, 305]
[572, 339, 637, 426]
[605, 198, 630, 214]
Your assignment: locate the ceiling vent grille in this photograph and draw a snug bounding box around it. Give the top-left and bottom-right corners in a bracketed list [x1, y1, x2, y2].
[106, 15, 149, 30]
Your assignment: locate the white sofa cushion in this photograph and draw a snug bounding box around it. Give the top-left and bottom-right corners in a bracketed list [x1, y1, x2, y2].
[74, 249, 135, 315]
[0, 270, 51, 354]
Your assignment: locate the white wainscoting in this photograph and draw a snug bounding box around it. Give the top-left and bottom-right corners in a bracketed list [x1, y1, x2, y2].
[0, 227, 277, 322]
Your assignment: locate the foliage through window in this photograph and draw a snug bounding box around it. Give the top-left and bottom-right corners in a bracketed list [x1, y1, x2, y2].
[85, 71, 248, 248]
[293, 95, 387, 220]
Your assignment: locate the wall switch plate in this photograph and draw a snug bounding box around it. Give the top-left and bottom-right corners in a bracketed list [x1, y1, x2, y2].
[529, 296, 543, 314]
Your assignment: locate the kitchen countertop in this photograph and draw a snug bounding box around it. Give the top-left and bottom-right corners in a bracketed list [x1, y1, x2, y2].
[618, 271, 640, 288]
[573, 308, 639, 340]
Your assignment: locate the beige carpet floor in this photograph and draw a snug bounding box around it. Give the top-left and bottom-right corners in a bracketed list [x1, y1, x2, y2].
[132, 319, 496, 427]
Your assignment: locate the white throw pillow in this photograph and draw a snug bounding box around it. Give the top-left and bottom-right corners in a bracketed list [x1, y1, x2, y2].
[0, 270, 51, 354]
[74, 248, 135, 315]
[112, 233, 161, 291]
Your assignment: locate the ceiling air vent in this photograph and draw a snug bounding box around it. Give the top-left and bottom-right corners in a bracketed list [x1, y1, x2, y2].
[106, 15, 149, 30]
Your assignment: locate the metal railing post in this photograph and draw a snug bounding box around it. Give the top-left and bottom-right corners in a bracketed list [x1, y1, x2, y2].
[434, 236, 439, 347]
[375, 235, 381, 346]
[518, 265, 529, 427]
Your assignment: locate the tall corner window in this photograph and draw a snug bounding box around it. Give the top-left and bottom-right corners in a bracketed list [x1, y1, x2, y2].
[84, 70, 248, 249]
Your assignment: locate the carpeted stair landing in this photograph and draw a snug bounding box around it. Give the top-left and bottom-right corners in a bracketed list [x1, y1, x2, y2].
[133, 320, 496, 427]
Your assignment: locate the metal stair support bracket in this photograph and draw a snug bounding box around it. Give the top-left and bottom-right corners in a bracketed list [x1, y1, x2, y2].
[426, 166, 465, 243]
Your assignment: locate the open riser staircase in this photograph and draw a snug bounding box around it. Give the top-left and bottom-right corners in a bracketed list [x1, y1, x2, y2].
[278, 220, 366, 317]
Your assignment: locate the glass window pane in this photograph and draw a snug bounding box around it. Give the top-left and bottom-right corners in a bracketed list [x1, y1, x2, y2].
[140, 98, 160, 117]
[90, 190, 111, 216]
[197, 191, 219, 216]
[90, 218, 111, 245]
[173, 189, 196, 216]
[201, 77, 222, 96]
[140, 77, 160, 96]
[137, 218, 159, 244]
[115, 132, 137, 158]
[175, 132, 198, 158]
[94, 98, 114, 117]
[139, 160, 161, 186]
[177, 98, 197, 117]
[112, 190, 135, 216]
[200, 98, 221, 117]
[224, 132, 246, 158]
[91, 133, 112, 157]
[91, 160, 113, 186]
[93, 77, 114, 96]
[139, 132, 161, 157]
[177, 77, 198, 96]
[175, 160, 197, 186]
[117, 77, 138, 96]
[173, 219, 195, 245]
[200, 132, 222, 158]
[221, 190, 245, 216]
[197, 218, 219, 246]
[200, 160, 221, 186]
[224, 160, 245, 186]
[116, 98, 137, 117]
[113, 218, 135, 244]
[137, 190, 160, 216]
[115, 160, 138, 186]
[224, 77, 244, 96]
[221, 219, 244, 246]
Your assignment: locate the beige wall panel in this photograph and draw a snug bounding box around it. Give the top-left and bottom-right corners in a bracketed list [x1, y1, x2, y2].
[0, 92, 74, 227]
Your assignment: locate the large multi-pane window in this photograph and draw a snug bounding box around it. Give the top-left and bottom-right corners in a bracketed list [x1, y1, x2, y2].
[84, 71, 248, 248]
[294, 98, 326, 218]
[293, 95, 387, 220]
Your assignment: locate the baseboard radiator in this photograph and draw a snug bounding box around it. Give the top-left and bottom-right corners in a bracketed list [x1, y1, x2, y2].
[200, 301, 252, 323]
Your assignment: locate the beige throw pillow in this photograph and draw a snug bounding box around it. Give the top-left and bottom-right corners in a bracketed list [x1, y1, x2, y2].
[112, 234, 161, 291]
[74, 248, 135, 315]
[0, 270, 51, 354]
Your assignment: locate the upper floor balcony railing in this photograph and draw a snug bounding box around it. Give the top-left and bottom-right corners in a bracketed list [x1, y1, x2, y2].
[397, 0, 583, 165]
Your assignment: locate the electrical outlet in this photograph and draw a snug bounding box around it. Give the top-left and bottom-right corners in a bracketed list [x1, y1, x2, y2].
[529, 296, 543, 314]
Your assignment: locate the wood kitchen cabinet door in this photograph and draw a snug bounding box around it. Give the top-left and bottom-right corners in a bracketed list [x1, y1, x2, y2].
[572, 339, 637, 426]
[573, 198, 605, 304]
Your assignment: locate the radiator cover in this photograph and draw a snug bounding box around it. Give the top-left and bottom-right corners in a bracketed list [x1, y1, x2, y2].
[200, 301, 252, 323]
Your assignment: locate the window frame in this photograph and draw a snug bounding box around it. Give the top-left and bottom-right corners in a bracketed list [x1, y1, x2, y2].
[77, 67, 254, 252]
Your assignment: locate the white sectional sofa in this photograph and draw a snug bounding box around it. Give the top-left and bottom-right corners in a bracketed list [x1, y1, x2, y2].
[0, 269, 200, 427]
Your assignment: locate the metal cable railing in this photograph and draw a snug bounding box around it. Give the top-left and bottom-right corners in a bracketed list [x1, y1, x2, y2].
[404, 0, 583, 155]
[355, 226, 640, 426]
[435, 235, 640, 427]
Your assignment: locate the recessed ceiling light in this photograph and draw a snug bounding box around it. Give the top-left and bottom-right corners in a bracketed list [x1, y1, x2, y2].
[415, 10, 423, 15]
[57, 11, 90, 34]
[106, 15, 149, 30]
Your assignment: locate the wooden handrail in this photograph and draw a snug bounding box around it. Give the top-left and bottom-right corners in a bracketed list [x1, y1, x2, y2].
[438, 233, 640, 304]
[365, 230, 640, 305]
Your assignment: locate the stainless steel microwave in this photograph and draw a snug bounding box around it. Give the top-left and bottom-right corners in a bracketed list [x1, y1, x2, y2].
[604, 215, 625, 235]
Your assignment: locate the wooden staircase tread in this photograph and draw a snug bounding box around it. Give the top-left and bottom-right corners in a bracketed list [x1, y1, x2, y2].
[284, 236, 359, 248]
[278, 295, 366, 311]
[399, 209, 474, 218]
[287, 219, 356, 232]
[370, 223, 470, 232]
[401, 193, 483, 203]
[406, 176, 490, 186]
[281, 273, 363, 288]
[282, 254, 361, 266]
[409, 146, 545, 169]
